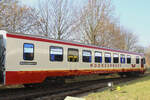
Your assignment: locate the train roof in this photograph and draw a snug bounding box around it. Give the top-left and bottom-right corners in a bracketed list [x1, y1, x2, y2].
[5, 31, 144, 56]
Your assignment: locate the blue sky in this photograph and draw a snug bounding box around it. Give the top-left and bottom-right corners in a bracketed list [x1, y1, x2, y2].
[21, 0, 150, 47]
[114, 0, 150, 47]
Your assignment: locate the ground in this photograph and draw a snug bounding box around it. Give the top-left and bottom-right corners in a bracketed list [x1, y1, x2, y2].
[85, 73, 150, 100]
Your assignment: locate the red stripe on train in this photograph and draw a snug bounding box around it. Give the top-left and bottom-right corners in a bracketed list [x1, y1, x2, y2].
[6, 33, 142, 56]
[5, 69, 143, 85]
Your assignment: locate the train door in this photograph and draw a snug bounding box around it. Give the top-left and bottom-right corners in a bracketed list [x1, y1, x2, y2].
[68, 48, 79, 71]
[0, 35, 5, 84]
[141, 58, 145, 68]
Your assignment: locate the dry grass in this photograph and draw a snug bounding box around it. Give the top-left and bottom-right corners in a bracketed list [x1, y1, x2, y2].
[85, 73, 150, 100]
[0, 84, 23, 89]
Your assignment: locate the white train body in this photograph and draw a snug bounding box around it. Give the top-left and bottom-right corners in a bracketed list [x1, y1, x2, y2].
[0, 30, 146, 85]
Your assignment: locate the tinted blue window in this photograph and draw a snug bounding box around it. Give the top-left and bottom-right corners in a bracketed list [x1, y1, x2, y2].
[24, 43, 34, 48]
[89, 56, 92, 62]
[50, 54, 55, 61]
[83, 50, 92, 62]
[109, 57, 111, 63]
[50, 46, 63, 61]
[23, 43, 34, 60]
[120, 55, 125, 64]
[121, 58, 125, 63]
[105, 53, 111, 63]
[95, 52, 102, 63]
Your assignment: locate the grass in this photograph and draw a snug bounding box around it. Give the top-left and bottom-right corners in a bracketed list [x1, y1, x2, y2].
[0, 84, 23, 89]
[85, 74, 150, 100]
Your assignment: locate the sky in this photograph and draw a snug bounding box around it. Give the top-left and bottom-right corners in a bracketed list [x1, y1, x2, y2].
[20, 0, 150, 47]
[114, 0, 150, 47]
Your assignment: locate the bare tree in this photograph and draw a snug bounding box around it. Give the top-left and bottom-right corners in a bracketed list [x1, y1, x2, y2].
[36, 0, 76, 40]
[96, 19, 126, 49]
[0, 0, 17, 30]
[145, 46, 150, 67]
[134, 45, 145, 53]
[110, 25, 126, 50]
[78, 0, 114, 45]
[0, 0, 39, 34]
[122, 30, 138, 51]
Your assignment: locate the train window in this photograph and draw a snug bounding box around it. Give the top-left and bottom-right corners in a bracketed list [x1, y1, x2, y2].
[127, 55, 131, 64]
[136, 56, 140, 64]
[82, 50, 92, 62]
[50, 46, 63, 61]
[113, 54, 119, 63]
[23, 43, 34, 60]
[105, 53, 111, 63]
[68, 48, 79, 62]
[95, 51, 102, 63]
[120, 54, 125, 64]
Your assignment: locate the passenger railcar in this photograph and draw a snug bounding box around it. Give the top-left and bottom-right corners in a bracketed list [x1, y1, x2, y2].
[0, 30, 146, 85]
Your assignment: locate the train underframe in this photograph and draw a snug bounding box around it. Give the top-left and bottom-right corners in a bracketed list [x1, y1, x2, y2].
[118, 71, 143, 77]
[23, 69, 145, 88]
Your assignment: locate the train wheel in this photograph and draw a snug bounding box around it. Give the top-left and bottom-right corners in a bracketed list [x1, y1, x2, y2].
[43, 77, 66, 86]
[118, 73, 126, 78]
[120, 74, 126, 78]
[125, 72, 140, 77]
[24, 83, 44, 88]
[24, 84, 35, 88]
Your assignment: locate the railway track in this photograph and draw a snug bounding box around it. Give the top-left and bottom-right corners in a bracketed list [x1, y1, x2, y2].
[0, 74, 148, 100]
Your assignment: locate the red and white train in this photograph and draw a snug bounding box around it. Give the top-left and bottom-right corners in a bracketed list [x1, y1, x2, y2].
[0, 30, 146, 86]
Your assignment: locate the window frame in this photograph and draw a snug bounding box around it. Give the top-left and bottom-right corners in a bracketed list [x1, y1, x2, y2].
[141, 58, 146, 64]
[94, 51, 102, 63]
[113, 53, 119, 63]
[120, 54, 126, 64]
[68, 48, 79, 62]
[127, 55, 131, 64]
[23, 43, 34, 61]
[82, 50, 92, 63]
[49, 46, 63, 62]
[136, 56, 140, 64]
[105, 53, 111, 63]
